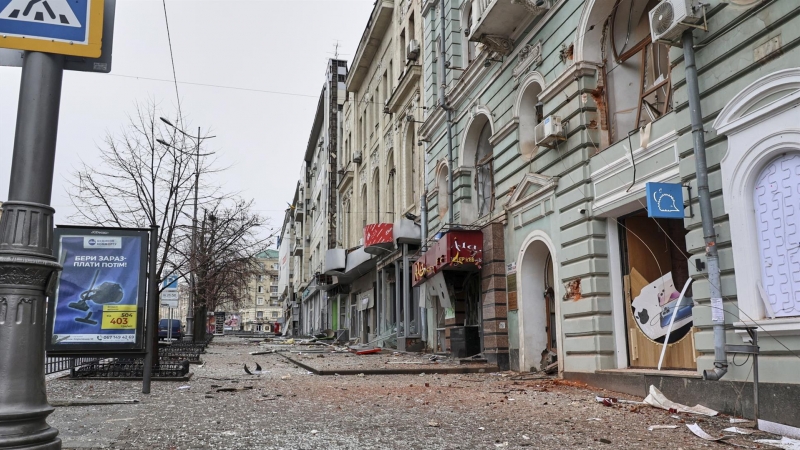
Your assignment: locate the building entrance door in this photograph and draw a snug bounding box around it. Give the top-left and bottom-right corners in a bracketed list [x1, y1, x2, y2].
[621, 213, 696, 369]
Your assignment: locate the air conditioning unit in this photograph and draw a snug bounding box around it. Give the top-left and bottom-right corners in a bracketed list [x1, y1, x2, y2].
[353, 151, 363, 164]
[305, 235, 311, 242]
[534, 115, 565, 148]
[649, 0, 702, 44]
[407, 39, 420, 61]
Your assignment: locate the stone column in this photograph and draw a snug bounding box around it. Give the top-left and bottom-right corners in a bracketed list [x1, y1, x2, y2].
[481, 222, 509, 370]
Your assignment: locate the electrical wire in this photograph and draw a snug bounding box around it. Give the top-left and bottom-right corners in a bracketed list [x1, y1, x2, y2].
[161, 0, 182, 124]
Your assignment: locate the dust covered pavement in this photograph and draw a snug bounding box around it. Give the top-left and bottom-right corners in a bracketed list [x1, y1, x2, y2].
[47, 337, 776, 449]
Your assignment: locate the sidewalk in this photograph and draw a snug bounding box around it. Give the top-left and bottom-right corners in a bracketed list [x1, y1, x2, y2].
[46, 337, 778, 449]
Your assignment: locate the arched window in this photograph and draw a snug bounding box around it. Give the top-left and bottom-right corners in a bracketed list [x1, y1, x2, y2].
[437, 163, 448, 220]
[361, 185, 368, 231]
[754, 153, 800, 318]
[475, 122, 494, 217]
[577, 0, 673, 149]
[386, 150, 396, 219]
[373, 169, 381, 223]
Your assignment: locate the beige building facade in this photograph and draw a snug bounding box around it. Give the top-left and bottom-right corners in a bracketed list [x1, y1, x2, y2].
[241, 249, 281, 332]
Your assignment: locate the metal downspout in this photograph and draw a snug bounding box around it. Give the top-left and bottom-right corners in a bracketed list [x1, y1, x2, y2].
[682, 30, 727, 381]
[438, 0, 455, 225]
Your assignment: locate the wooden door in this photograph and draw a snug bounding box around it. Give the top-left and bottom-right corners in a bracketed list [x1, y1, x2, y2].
[624, 216, 696, 369]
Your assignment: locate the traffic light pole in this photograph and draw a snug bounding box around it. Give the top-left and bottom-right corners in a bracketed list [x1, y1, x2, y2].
[0, 51, 65, 450]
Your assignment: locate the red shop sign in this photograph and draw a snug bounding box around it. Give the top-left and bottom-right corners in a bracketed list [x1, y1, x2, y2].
[413, 230, 483, 286]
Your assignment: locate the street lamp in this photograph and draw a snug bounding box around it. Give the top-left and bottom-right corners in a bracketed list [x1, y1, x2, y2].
[158, 118, 216, 342]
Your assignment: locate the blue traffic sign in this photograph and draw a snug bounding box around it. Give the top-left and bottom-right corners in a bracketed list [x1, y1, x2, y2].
[0, 0, 104, 57]
[646, 182, 685, 219]
[162, 275, 179, 290]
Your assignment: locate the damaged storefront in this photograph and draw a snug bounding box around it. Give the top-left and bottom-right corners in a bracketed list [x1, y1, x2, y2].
[414, 229, 485, 359]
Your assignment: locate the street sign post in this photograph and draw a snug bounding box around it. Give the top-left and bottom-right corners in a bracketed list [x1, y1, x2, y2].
[0, 1, 114, 445]
[0, 0, 105, 57]
[0, 0, 115, 72]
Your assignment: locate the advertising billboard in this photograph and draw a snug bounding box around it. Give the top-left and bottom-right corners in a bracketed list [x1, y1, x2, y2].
[46, 227, 149, 353]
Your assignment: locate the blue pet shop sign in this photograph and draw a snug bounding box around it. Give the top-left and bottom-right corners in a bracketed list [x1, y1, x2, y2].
[646, 182, 685, 219]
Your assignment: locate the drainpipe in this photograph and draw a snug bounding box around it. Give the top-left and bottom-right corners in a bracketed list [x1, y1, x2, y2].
[682, 30, 727, 381]
[438, 0, 455, 225]
[421, 148, 430, 343]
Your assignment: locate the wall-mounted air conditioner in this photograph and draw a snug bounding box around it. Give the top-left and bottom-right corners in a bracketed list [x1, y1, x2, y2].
[534, 115, 565, 148]
[407, 39, 420, 61]
[353, 151, 363, 164]
[649, 0, 702, 43]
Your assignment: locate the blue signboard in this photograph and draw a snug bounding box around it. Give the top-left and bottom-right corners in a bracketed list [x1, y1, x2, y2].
[646, 182, 685, 219]
[0, 0, 104, 57]
[47, 227, 148, 353]
[163, 275, 178, 290]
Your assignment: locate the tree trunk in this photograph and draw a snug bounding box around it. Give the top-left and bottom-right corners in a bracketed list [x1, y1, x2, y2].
[193, 304, 207, 342]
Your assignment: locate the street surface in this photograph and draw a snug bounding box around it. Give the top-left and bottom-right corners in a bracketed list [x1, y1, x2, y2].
[47, 337, 774, 449]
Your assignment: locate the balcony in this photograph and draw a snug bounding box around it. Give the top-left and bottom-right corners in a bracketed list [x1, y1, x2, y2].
[346, 0, 394, 92]
[466, 0, 548, 55]
[291, 236, 303, 256]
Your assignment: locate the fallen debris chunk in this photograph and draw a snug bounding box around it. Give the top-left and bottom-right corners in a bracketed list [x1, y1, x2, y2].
[722, 427, 754, 435]
[595, 396, 645, 406]
[598, 438, 611, 444]
[427, 421, 440, 428]
[310, 430, 319, 435]
[280, 375, 291, 380]
[215, 387, 254, 393]
[686, 423, 732, 442]
[730, 417, 751, 424]
[588, 418, 602, 422]
[51, 399, 139, 407]
[644, 386, 718, 417]
[249, 350, 275, 355]
[648, 425, 678, 431]
[495, 442, 508, 447]
[754, 437, 800, 450]
[177, 385, 191, 390]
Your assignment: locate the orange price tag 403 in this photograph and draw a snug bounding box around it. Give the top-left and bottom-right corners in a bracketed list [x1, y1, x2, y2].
[101, 305, 137, 330]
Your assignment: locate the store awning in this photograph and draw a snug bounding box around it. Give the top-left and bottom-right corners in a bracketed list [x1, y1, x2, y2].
[336, 246, 377, 285]
[412, 230, 484, 287]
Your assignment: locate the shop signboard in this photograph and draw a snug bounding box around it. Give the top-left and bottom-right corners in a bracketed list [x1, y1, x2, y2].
[46, 227, 148, 353]
[646, 182, 685, 219]
[413, 230, 483, 286]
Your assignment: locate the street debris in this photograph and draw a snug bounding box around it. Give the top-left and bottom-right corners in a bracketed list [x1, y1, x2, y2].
[50, 398, 139, 407]
[722, 427, 754, 435]
[595, 395, 644, 407]
[427, 421, 440, 427]
[310, 430, 319, 435]
[176, 385, 190, 390]
[730, 417, 751, 424]
[280, 375, 291, 380]
[754, 437, 800, 450]
[643, 385, 718, 416]
[648, 425, 678, 431]
[686, 423, 732, 442]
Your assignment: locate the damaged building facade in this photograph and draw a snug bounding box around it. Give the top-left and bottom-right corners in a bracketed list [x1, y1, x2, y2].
[418, 0, 800, 427]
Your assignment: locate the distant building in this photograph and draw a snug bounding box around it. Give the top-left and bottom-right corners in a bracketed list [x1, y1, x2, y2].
[240, 250, 281, 332]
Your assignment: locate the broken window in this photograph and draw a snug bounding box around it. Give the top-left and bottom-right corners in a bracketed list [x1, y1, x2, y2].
[602, 0, 673, 147]
[475, 122, 494, 217]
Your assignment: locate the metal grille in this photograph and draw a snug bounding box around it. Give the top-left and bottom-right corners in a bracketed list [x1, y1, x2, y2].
[45, 356, 99, 375]
[71, 359, 190, 379]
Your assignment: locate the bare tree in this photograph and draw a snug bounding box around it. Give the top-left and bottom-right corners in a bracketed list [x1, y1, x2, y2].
[169, 199, 273, 339]
[68, 101, 220, 287]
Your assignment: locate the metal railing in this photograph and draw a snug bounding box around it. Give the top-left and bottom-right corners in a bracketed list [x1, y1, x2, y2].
[45, 356, 100, 376]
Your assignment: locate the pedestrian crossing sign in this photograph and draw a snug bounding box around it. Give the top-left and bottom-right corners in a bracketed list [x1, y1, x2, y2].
[0, 0, 104, 57]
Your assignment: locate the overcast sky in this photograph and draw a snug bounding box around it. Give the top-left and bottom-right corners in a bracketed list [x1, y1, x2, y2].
[0, 0, 374, 244]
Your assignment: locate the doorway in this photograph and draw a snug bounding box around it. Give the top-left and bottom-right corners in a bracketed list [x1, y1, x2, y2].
[619, 211, 696, 369]
[519, 239, 559, 372]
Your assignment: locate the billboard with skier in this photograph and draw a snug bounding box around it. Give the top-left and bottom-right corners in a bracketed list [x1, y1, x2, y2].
[46, 227, 149, 353]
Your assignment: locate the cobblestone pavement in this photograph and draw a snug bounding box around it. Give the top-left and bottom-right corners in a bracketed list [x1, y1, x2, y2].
[46, 337, 778, 449]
